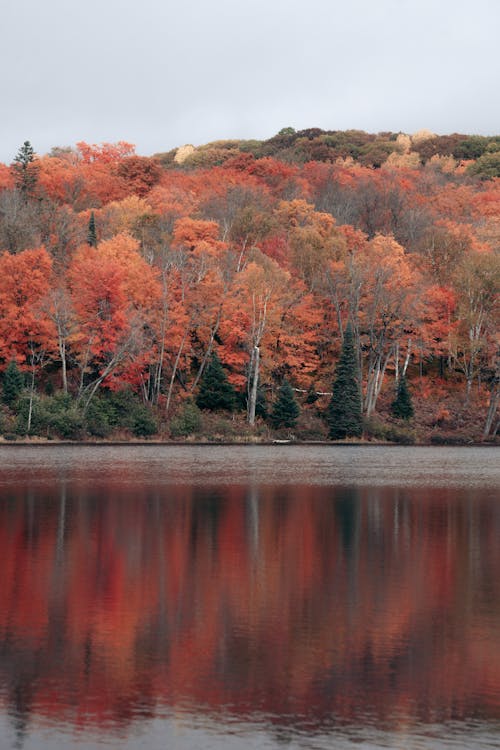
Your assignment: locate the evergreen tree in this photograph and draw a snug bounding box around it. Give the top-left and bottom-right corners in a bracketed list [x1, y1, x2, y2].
[270, 379, 300, 428]
[87, 211, 97, 247]
[306, 383, 319, 404]
[327, 323, 363, 439]
[255, 384, 268, 419]
[196, 351, 236, 411]
[12, 141, 39, 197]
[391, 375, 414, 420]
[2, 361, 24, 406]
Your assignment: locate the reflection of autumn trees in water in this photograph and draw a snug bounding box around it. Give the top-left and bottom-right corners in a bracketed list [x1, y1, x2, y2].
[0, 480, 499, 734]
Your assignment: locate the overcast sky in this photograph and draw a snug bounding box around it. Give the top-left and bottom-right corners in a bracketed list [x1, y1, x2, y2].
[1, 0, 499, 162]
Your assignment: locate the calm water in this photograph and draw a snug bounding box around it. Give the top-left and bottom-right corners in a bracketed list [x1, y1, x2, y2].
[0, 445, 499, 750]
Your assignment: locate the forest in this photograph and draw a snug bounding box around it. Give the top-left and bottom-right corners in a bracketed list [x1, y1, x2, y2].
[0, 128, 498, 443]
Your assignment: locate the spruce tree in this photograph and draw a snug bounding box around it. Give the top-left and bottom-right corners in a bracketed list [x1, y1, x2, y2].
[270, 379, 300, 428]
[327, 323, 363, 439]
[2, 361, 24, 406]
[391, 375, 414, 420]
[12, 141, 39, 197]
[196, 351, 236, 411]
[87, 211, 97, 247]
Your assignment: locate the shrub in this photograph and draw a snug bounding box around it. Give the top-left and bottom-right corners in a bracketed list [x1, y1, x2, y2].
[15, 392, 85, 439]
[363, 417, 415, 444]
[87, 390, 157, 438]
[85, 397, 115, 437]
[430, 433, 471, 445]
[131, 409, 157, 437]
[49, 408, 85, 440]
[170, 400, 202, 437]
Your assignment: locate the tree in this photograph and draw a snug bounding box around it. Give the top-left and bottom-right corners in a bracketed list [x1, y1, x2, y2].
[449, 252, 499, 404]
[391, 375, 414, 420]
[468, 151, 500, 180]
[228, 252, 290, 424]
[356, 235, 421, 416]
[327, 323, 363, 439]
[2, 361, 24, 406]
[0, 189, 41, 253]
[270, 379, 299, 428]
[196, 351, 235, 411]
[11, 141, 39, 197]
[68, 234, 161, 410]
[0, 247, 56, 365]
[116, 155, 163, 197]
[87, 211, 97, 247]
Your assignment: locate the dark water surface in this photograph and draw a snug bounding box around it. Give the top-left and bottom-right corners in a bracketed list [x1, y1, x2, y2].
[0, 445, 498, 749]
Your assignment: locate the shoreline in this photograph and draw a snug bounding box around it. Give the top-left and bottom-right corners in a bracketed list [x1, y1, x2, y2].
[0, 439, 497, 448]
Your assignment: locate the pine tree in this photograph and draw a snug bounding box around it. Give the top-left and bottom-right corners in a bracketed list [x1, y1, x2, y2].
[196, 351, 236, 411]
[270, 379, 300, 428]
[2, 361, 24, 406]
[12, 141, 39, 197]
[327, 323, 363, 439]
[391, 375, 414, 420]
[87, 211, 97, 247]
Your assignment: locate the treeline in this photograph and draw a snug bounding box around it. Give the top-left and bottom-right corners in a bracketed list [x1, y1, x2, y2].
[0, 133, 498, 442]
[156, 127, 500, 178]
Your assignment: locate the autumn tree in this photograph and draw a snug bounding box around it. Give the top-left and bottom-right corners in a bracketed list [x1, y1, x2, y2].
[327, 323, 363, 440]
[0, 189, 41, 253]
[228, 251, 290, 424]
[449, 252, 500, 404]
[357, 236, 421, 416]
[0, 247, 56, 429]
[116, 155, 163, 197]
[67, 234, 161, 410]
[0, 247, 55, 366]
[274, 199, 346, 290]
[41, 284, 75, 394]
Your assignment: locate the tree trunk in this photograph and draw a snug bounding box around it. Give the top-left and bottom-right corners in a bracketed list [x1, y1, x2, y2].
[165, 331, 188, 416]
[153, 275, 169, 405]
[27, 359, 37, 433]
[402, 338, 412, 377]
[248, 345, 260, 425]
[365, 348, 391, 417]
[464, 375, 473, 408]
[483, 381, 499, 438]
[59, 336, 68, 394]
[192, 308, 222, 391]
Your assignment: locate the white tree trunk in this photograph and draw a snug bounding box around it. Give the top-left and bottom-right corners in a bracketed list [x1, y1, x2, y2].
[248, 345, 260, 425]
[165, 331, 188, 416]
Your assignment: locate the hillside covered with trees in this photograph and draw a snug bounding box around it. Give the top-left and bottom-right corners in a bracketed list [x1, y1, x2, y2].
[0, 129, 498, 443]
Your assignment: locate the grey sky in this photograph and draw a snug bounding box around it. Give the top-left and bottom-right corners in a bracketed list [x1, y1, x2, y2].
[1, 0, 499, 163]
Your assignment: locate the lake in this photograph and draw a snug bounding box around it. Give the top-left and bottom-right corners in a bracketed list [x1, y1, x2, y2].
[0, 445, 499, 749]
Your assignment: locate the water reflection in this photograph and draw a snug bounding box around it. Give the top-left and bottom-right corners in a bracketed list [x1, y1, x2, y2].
[0, 463, 499, 748]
